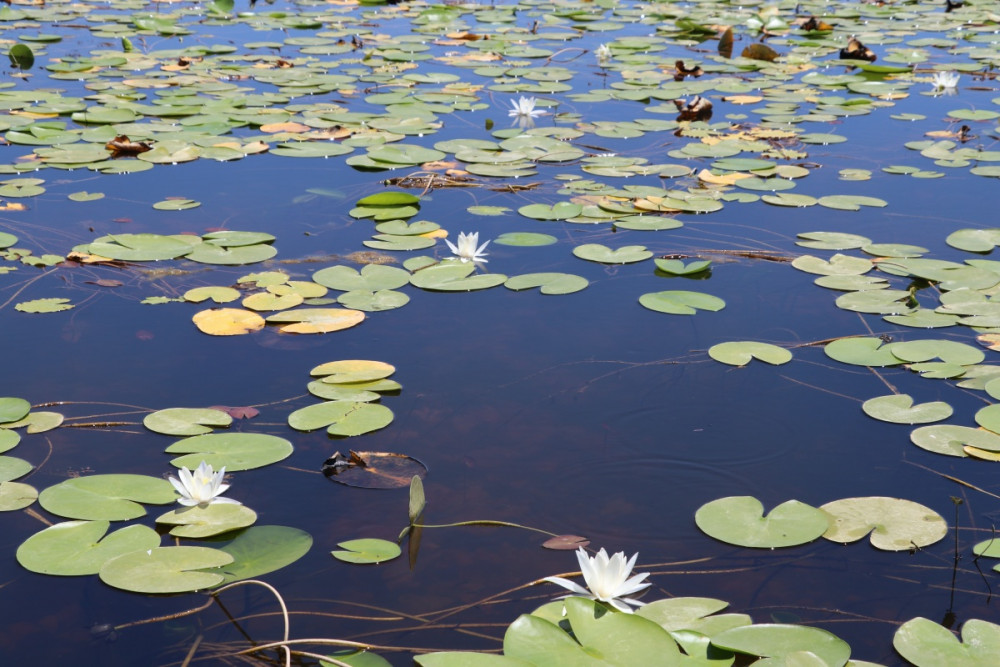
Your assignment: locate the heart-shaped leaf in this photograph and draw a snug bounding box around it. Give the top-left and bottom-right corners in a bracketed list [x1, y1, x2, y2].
[695, 496, 829, 548]
[99, 546, 234, 593]
[17, 520, 160, 575]
[573, 243, 652, 264]
[166, 432, 293, 471]
[861, 395, 952, 424]
[332, 538, 401, 564]
[820, 497, 947, 551]
[639, 291, 725, 315]
[894, 617, 1000, 666]
[708, 342, 792, 366]
[38, 474, 176, 520]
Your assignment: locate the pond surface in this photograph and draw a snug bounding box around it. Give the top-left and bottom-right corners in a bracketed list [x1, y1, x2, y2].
[1, 0, 999, 664]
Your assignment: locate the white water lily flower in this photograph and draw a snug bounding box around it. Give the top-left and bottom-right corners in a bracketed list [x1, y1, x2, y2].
[445, 231, 489, 264]
[507, 96, 547, 119]
[931, 71, 959, 92]
[595, 43, 612, 61]
[543, 547, 651, 613]
[168, 461, 240, 507]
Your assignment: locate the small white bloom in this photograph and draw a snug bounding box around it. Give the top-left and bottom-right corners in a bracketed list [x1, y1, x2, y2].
[931, 70, 959, 92]
[168, 461, 240, 507]
[445, 231, 489, 264]
[507, 96, 547, 119]
[543, 547, 651, 613]
[596, 43, 612, 61]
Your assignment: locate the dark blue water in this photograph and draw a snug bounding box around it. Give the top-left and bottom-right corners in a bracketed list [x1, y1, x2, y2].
[2, 2, 999, 665]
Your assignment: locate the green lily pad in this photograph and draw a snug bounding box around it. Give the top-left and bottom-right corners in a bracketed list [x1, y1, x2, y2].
[153, 198, 201, 211]
[637, 597, 751, 635]
[835, 290, 914, 315]
[0, 429, 18, 454]
[494, 232, 557, 247]
[861, 395, 952, 425]
[288, 401, 393, 436]
[185, 243, 277, 266]
[86, 234, 196, 261]
[695, 496, 829, 548]
[816, 195, 888, 211]
[312, 264, 410, 291]
[712, 624, 851, 667]
[820, 497, 947, 551]
[0, 480, 37, 511]
[357, 192, 420, 207]
[824, 338, 903, 367]
[38, 474, 176, 521]
[15, 298, 73, 313]
[332, 538, 401, 564]
[156, 503, 258, 538]
[216, 525, 313, 585]
[143, 407, 233, 436]
[99, 546, 233, 593]
[894, 617, 1000, 667]
[888, 339, 985, 366]
[165, 431, 293, 471]
[910, 425, 1000, 457]
[0, 456, 32, 482]
[572, 244, 652, 264]
[708, 342, 792, 367]
[0, 397, 30, 423]
[16, 521, 160, 576]
[792, 254, 872, 276]
[409, 262, 506, 291]
[654, 258, 711, 275]
[563, 597, 684, 663]
[504, 273, 588, 295]
[639, 291, 725, 315]
[946, 228, 1000, 253]
[518, 202, 583, 220]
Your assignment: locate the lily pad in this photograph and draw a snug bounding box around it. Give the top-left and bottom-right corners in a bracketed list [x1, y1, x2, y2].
[313, 265, 410, 292]
[288, 401, 393, 437]
[332, 538, 401, 564]
[712, 624, 851, 667]
[824, 338, 903, 367]
[861, 395, 952, 425]
[143, 407, 233, 436]
[99, 546, 233, 593]
[639, 291, 725, 315]
[409, 262, 506, 291]
[708, 342, 792, 366]
[894, 617, 1000, 667]
[216, 525, 313, 585]
[695, 496, 829, 548]
[820, 497, 947, 551]
[504, 273, 588, 295]
[311, 360, 394, 385]
[193, 308, 266, 336]
[0, 481, 37, 511]
[156, 503, 258, 538]
[265, 308, 365, 334]
[166, 433, 293, 472]
[910, 425, 1000, 457]
[572, 244, 652, 264]
[0, 397, 30, 423]
[494, 233, 557, 247]
[38, 474, 176, 521]
[17, 521, 160, 576]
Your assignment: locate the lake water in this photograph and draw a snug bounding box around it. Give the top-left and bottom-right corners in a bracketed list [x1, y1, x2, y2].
[1, 0, 999, 664]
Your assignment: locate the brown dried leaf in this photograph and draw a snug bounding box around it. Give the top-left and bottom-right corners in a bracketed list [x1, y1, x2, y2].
[542, 535, 590, 550]
[718, 27, 733, 59]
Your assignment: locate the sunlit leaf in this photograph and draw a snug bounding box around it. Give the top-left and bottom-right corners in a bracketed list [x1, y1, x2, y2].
[695, 496, 828, 548]
[820, 497, 947, 551]
[288, 401, 393, 436]
[166, 432, 294, 471]
[144, 407, 233, 436]
[894, 617, 1000, 667]
[17, 521, 160, 576]
[193, 308, 266, 336]
[99, 546, 233, 593]
[708, 342, 792, 367]
[38, 474, 175, 521]
[861, 395, 952, 425]
[156, 503, 258, 538]
[639, 291, 725, 315]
